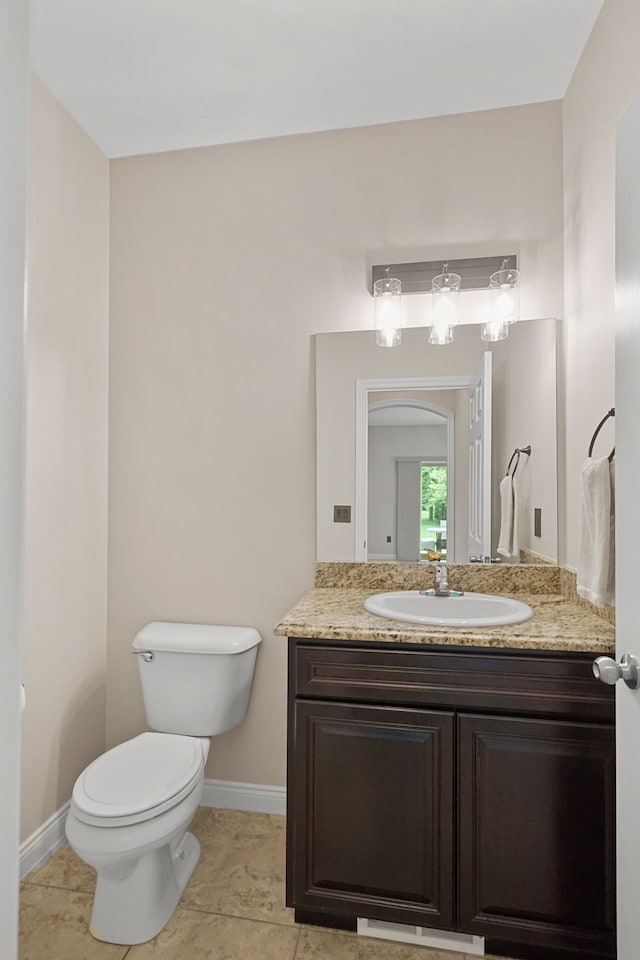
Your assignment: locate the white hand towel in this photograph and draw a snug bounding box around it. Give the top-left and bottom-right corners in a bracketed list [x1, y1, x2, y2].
[497, 475, 514, 557]
[577, 457, 615, 607]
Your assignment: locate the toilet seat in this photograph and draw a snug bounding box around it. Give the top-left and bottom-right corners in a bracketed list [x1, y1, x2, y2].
[72, 732, 205, 828]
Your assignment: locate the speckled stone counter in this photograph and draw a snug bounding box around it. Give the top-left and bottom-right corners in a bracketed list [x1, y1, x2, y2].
[274, 563, 615, 655]
[314, 561, 561, 594]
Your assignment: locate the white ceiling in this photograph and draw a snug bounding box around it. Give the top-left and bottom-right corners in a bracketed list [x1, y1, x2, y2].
[32, 0, 603, 159]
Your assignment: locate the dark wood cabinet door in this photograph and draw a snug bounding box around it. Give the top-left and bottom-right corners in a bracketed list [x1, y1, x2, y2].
[289, 700, 455, 927]
[458, 713, 616, 958]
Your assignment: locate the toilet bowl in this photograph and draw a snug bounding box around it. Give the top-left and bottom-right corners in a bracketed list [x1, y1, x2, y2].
[67, 732, 209, 944]
[65, 621, 261, 945]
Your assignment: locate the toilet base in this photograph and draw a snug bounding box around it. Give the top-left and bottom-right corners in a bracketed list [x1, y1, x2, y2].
[89, 831, 201, 945]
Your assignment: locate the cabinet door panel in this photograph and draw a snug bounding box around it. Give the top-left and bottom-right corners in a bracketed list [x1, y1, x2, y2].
[290, 701, 454, 926]
[458, 714, 615, 956]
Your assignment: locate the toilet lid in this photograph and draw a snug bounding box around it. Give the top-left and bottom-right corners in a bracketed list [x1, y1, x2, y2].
[72, 732, 204, 826]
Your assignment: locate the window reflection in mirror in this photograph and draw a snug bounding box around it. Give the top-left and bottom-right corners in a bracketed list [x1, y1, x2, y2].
[421, 464, 448, 559]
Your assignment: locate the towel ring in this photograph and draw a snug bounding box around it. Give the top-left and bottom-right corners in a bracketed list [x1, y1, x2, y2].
[588, 408, 615, 462]
[507, 445, 531, 479]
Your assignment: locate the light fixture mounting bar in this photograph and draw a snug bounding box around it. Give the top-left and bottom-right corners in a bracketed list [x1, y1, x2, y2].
[371, 255, 517, 295]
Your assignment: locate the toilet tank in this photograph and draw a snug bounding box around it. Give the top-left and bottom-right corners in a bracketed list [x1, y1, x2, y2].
[132, 622, 261, 736]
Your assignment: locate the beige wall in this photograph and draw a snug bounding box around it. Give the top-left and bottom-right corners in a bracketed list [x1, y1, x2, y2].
[562, 0, 640, 569]
[108, 101, 563, 787]
[21, 79, 109, 842]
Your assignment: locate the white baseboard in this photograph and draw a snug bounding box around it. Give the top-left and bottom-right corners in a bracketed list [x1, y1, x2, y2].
[201, 779, 286, 815]
[20, 801, 70, 879]
[19, 779, 286, 879]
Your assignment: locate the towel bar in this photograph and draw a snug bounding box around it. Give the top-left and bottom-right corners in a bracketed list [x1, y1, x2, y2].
[588, 408, 615, 462]
[506, 445, 531, 478]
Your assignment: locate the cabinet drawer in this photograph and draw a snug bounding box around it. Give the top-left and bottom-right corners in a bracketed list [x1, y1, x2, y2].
[290, 639, 614, 722]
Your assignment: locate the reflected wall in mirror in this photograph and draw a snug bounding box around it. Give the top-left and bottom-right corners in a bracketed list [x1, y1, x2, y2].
[316, 319, 559, 564]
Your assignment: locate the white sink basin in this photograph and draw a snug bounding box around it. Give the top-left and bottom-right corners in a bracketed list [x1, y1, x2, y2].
[363, 591, 533, 628]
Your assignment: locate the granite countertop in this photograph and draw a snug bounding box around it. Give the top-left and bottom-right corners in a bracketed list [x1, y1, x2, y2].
[274, 564, 616, 654]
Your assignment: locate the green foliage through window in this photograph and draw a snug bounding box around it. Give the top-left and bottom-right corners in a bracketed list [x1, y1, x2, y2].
[420, 465, 447, 547]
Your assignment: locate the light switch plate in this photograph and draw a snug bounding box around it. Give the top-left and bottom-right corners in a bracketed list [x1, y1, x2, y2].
[534, 508, 542, 538]
[333, 505, 351, 523]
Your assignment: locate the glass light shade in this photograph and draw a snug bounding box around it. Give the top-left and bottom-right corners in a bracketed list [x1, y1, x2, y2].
[429, 320, 455, 345]
[481, 318, 509, 342]
[489, 267, 520, 324]
[374, 276, 402, 347]
[432, 271, 462, 328]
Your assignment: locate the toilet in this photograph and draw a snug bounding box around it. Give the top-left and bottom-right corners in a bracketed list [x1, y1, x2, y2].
[65, 621, 261, 945]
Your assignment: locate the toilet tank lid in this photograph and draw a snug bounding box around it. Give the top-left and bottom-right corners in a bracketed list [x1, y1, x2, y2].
[132, 621, 262, 654]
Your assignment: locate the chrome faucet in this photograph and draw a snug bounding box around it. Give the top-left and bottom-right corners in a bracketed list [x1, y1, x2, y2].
[432, 562, 451, 597]
[420, 561, 464, 597]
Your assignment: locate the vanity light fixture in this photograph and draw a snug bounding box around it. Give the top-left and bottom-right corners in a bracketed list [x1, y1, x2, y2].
[481, 259, 520, 342]
[429, 265, 461, 345]
[480, 317, 509, 342]
[373, 269, 403, 347]
[370, 254, 518, 348]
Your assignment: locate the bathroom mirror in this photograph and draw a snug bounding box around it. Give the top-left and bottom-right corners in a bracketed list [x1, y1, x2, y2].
[316, 319, 559, 563]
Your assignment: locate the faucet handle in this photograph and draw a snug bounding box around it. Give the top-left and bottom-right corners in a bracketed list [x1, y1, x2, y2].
[432, 561, 446, 578]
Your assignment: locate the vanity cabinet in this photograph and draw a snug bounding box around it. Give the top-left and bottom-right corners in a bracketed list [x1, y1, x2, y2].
[286, 639, 616, 960]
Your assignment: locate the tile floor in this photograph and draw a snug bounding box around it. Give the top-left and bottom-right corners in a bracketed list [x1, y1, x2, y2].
[20, 808, 515, 960]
